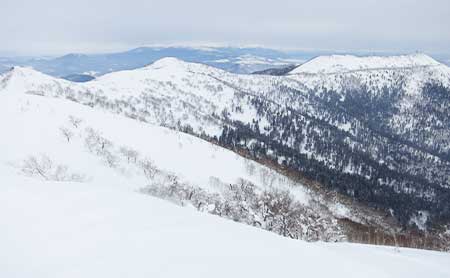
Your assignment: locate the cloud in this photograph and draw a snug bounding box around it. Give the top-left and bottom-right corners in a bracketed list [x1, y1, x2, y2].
[2, 0, 449, 55]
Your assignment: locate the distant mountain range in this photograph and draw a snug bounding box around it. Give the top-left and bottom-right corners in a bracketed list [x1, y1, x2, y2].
[0, 47, 308, 78]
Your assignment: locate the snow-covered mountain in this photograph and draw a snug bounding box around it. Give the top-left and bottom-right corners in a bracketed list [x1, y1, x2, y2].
[0, 46, 308, 77]
[1, 53, 450, 248]
[2, 57, 450, 277]
[0, 62, 386, 243]
[289, 53, 442, 74]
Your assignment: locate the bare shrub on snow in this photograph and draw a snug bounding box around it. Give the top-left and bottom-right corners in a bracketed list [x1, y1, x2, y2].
[21, 154, 86, 182]
[120, 146, 139, 164]
[59, 127, 74, 142]
[142, 172, 222, 212]
[139, 157, 159, 180]
[84, 127, 118, 168]
[84, 127, 113, 154]
[75, 126, 343, 242]
[142, 176, 344, 242]
[101, 149, 119, 168]
[68, 115, 83, 128]
[21, 155, 52, 180]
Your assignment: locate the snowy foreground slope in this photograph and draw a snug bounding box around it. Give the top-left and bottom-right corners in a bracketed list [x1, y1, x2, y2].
[2, 177, 450, 278]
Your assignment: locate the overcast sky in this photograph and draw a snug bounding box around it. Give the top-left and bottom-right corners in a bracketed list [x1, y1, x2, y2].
[1, 0, 449, 56]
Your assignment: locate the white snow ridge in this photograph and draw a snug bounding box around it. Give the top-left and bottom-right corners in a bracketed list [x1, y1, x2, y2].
[1, 54, 450, 278]
[289, 53, 442, 74]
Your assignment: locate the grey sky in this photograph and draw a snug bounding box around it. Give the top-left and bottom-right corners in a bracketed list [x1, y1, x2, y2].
[1, 0, 450, 55]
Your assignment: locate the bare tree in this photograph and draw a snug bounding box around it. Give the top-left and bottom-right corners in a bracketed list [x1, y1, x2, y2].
[59, 127, 74, 142]
[101, 149, 118, 168]
[21, 154, 86, 182]
[84, 127, 112, 154]
[84, 127, 101, 152]
[141, 174, 344, 243]
[119, 146, 139, 163]
[68, 115, 83, 128]
[139, 157, 158, 180]
[21, 155, 53, 180]
[141, 93, 153, 113]
[83, 127, 119, 168]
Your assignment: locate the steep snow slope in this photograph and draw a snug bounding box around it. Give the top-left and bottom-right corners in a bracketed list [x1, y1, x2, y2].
[0, 82, 356, 241]
[0, 90, 307, 202]
[289, 53, 442, 74]
[2, 176, 450, 278]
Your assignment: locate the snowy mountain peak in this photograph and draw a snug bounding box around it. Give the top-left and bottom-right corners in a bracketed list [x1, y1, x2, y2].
[4, 66, 62, 83]
[7, 66, 40, 77]
[289, 53, 442, 74]
[147, 57, 188, 68]
[0, 66, 62, 94]
[94, 57, 219, 84]
[145, 57, 223, 74]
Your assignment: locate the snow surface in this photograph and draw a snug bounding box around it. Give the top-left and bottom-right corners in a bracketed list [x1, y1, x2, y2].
[1, 55, 449, 222]
[3, 55, 449, 144]
[1, 55, 450, 277]
[289, 53, 442, 74]
[0, 91, 310, 202]
[2, 175, 450, 278]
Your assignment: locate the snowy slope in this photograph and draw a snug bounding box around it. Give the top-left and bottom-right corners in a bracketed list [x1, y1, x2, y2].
[286, 54, 450, 157]
[4, 55, 449, 167]
[3, 55, 448, 137]
[2, 54, 450, 276]
[0, 78, 355, 242]
[289, 53, 442, 74]
[0, 59, 288, 138]
[0, 90, 309, 202]
[2, 176, 450, 278]
[1, 54, 450, 235]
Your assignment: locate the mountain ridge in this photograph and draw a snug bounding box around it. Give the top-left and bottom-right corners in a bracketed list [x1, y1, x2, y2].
[289, 53, 443, 75]
[2, 55, 450, 239]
